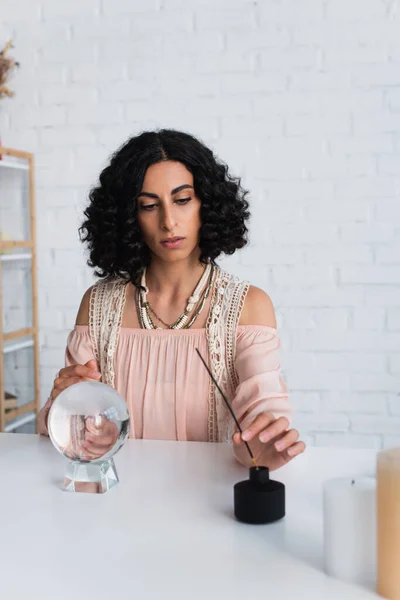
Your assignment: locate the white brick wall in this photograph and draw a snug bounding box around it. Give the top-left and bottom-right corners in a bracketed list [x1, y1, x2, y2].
[0, 0, 399, 448]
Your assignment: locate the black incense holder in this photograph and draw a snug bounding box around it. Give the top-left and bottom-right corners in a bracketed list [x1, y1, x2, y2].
[234, 466, 285, 524]
[195, 348, 286, 525]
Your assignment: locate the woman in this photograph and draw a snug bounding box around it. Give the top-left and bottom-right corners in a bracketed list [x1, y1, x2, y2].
[38, 129, 305, 470]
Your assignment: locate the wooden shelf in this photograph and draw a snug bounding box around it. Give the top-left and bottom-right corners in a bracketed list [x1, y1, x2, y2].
[0, 158, 29, 171]
[3, 328, 35, 343]
[0, 252, 32, 263]
[0, 146, 40, 433]
[4, 411, 36, 432]
[3, 338, 34, 355]
[0, 241, 32, 250]
[4, 401, 36, 425]
[0, 147, 32, 161]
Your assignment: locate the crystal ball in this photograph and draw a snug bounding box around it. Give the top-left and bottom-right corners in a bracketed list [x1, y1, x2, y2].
[48, 381, 130, 464]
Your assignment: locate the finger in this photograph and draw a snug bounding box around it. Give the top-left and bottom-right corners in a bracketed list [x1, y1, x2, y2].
[232, 432, 242, 445]
[85, 419, 111, 439]
[59, 364, 101, 380]
[258, 416, 290, 443]
[54, 376, 81, 391]
[58, 366, 82, 378]
[85, 416, 100, 433]
[273, 429, 299, 452]
[82, 439, 112, 456]
[83, 434, 115, 450]
[83, 437, 112, 451]
[241, 413, 276, 442]
[102, 420, 119, 437]
[85, 423, 118, 446]
[286, 441, 306, 458]
[84, 432, 114, 446]
[86, 417, 118, 437]
[85, 415, 106, 434]
[85, 359, 100, 372]
[55, 375, 102, 392]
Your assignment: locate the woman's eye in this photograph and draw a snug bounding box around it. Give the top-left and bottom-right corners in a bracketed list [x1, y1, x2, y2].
[141, 204, 157, 211]
[175, 197, 192, 205]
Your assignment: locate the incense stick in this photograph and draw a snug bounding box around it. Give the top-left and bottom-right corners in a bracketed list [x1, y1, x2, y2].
[195, 348, 258, 468]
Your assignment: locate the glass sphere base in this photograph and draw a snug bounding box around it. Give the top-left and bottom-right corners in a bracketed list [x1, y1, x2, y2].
[63, 458, 119, 494]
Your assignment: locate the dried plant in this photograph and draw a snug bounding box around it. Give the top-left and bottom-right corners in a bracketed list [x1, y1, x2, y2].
[0, 40, 20, 99]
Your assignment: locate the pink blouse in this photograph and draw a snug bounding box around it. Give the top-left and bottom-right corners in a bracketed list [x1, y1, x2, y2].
[65, 325, 291, 442]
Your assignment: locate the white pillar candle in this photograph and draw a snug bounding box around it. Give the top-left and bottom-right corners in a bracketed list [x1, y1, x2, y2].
[323, 477, 376, 587]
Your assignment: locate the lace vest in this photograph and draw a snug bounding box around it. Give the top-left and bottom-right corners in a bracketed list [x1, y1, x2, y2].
[88, 268, 250, 442]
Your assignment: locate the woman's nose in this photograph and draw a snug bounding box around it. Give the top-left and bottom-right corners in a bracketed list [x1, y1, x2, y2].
[160, 206, 176, 231]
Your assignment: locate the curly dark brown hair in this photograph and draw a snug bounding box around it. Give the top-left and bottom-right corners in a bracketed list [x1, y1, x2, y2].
[80, 129, 250, 285]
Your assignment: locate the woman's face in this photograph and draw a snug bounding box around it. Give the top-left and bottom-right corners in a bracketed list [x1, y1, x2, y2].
[137, 160, 202, 262]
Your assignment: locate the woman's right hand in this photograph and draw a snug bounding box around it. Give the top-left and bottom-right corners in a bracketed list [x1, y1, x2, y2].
[38, 359, 101, 436]
[52, 359, 102, 402]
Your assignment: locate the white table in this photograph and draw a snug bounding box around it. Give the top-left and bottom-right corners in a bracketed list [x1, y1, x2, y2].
[0, 434, 382, 599]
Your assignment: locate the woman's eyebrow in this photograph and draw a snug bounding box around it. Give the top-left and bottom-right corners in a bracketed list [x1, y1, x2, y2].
[137, 191, 159, 200]
[137, 184, 194, 200]
[171, 184, 194, 195]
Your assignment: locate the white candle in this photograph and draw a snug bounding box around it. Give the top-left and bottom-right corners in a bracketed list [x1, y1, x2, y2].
[323, 477, 376, 587]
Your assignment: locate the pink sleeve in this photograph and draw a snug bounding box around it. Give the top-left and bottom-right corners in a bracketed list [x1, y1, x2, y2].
[65, 325, 96, 367]
[232, 326, 292, 430]
[39, 326, 97, 436]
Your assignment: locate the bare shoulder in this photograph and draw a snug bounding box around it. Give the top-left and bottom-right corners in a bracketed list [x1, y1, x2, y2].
[75, 286, 94, 326]
[239, 285, 277, 328]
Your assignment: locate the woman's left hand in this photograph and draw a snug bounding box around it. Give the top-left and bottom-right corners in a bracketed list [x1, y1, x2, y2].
[232, 413, 306, 471]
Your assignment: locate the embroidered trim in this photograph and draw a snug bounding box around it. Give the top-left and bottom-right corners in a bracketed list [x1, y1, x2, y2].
[89, 278, 127, 388]
[205, 268, 250, 442]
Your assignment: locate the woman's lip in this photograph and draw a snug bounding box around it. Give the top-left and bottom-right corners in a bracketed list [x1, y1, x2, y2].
[160, 237, 185, 248]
